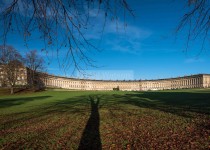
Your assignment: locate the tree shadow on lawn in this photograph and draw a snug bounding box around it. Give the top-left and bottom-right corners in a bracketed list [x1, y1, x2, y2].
[0, 94, 100, 126]
[1, 94, 103, 149]
[1, 92, 209, 149]
[115, 91, 210, 118]
[1, 91, 209, 122]
[21, 91, 209, 120]
[0, 96, 52, 108]
[0, 95, 91, 128]
[33, 95, 102, 149]
[78, 95, 102, 150]
[58, 92, 208, 149]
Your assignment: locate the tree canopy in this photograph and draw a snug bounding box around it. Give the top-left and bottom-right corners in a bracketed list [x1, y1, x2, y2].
[0, 0, 209, 72]
[0, 0, 133, 72]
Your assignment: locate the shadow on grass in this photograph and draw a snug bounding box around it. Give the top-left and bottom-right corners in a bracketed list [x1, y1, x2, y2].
[21, 91, 209, 119]
[0, 91, 209, 149]
[1, 95, 102, 149]
[116, 91, 210, 117]
[0, 96, 52, 108]
[2, 90, 209, 133]
[78, 96, 102, 150]
[1, 90, 209, 120]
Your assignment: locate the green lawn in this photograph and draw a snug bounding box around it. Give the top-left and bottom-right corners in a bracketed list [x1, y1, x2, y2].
[0, 89, 209, 149]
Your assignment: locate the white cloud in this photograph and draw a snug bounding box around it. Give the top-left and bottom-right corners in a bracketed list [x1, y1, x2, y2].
[82, 7, 152, 41]
[106, 21, 152, 54]
[101, 20, 152, 54]
[84, 18, 152, 40]
[82, 11, 152, 54]
[106, 20, 152, 39]
[185, 58, 205, 63]
[105, 37, 143, 54]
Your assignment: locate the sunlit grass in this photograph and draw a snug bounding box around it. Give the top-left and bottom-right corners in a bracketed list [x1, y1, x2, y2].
[0, 89, 209, 149]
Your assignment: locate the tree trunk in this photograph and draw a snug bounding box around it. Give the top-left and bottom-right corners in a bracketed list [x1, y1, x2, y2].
[10, 87, 14, 94]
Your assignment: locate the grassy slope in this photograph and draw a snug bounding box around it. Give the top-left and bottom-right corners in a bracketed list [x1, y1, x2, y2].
[0, 89, 209, 149]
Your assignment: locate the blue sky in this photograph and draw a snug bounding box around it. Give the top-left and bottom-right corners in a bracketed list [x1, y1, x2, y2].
[1, 0, 210, 80]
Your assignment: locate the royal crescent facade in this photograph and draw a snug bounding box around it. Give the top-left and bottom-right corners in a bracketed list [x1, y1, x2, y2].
[41, 74, 210, 91]
[0, 65, 210, 91]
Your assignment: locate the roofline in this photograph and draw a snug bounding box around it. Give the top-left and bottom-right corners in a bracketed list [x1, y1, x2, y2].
[43, 73, 210, 82]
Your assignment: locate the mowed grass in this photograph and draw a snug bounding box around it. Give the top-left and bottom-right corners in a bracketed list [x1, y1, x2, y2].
[0, 88, 209, 149]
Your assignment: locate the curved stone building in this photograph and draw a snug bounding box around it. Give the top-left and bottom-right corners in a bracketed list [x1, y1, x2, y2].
[42, 74, 210, 91]
[1, 64, 210, 91]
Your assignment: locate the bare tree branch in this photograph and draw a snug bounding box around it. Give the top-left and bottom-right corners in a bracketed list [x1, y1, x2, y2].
[0, 45, 23, 94]
[0, 0, 133, 74]
[177, 0, 210, 54]
[25, 50, 45, 89]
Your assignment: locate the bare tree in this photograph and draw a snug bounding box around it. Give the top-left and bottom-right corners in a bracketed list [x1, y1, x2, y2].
[0, 0, 133, 73]
[0, 65, 7, 87]
[0, 45, 23, 94]
[25, 50, 45, 89]
[177, 0, 209, 52]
